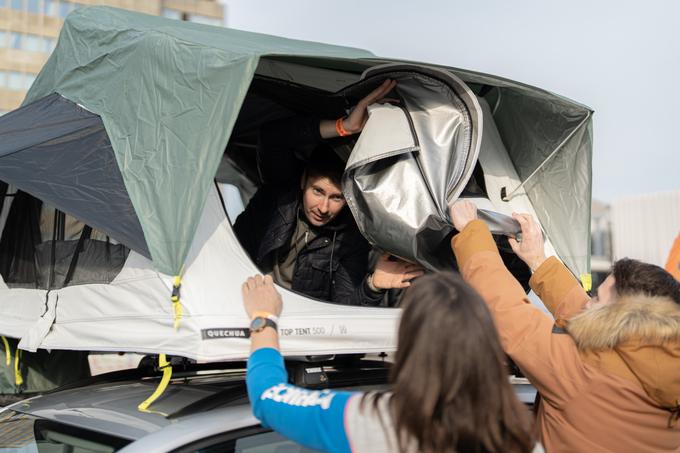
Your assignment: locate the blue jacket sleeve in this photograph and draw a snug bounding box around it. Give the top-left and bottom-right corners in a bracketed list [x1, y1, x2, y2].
[247, 348, 355, 453]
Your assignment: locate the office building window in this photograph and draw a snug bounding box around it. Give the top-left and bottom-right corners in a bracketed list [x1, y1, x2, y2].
[44, 0, 58, 16]
[59, 1, 75, 18]
[11, 0, 23, 10]
[45, 37, 56, 52]
[24, 34, 42, 52]
[8, 71, 24, 90]
[1, 71, 34, 91]
[24, 73, 35, 89]
[3, 31, 53, 54]
[10, 32, 22, 50]
[27, 0, 38, 13]
[188, 14, 222, 27]
[161, 8, 182, 20]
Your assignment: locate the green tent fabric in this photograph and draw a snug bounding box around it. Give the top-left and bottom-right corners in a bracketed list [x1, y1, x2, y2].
[23, 6, 373, 276]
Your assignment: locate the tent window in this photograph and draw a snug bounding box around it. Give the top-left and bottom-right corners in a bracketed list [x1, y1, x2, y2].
[0, 189, 129, 290]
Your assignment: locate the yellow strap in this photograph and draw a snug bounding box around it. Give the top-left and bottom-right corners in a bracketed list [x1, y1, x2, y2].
[172, 301, 183, 330]
[580, 273, 592, 292]
[137, 354, 172, 416]
[171, 275, 183, 330]
[1, 336, 10, 366]
[14, 348, 23, 387]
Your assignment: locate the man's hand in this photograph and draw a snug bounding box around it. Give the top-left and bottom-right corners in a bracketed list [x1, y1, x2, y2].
[507, 213, 547, 272]
[242, 274, 283, 319]
[449, 200, 478, 232]
[320, 79, 397, 138]
[371, 253, 425, 290]
[343, 79, 397, 134]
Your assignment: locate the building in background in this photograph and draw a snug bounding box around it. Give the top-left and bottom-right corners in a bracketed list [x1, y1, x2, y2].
[610, 190, 680, 266]
[590, 190, 680, 289]
[590, 199, 612, 290]
[0, 0, 224, 115]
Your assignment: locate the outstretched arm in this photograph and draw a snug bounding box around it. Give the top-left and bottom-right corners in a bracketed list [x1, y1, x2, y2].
[319, 79, 397, 138]
[449, 201, 586, 408]
[243, 276, 354, 453]
[508, 213, 590, 326]
[258, 79, 398, 185]
[529, 257, 590, 327]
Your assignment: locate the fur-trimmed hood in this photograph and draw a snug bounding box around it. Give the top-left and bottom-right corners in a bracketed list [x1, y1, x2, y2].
[567, 294, 680, 411]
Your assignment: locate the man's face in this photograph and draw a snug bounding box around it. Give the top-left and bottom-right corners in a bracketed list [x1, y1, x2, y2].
[587, 274, 616, 308]
[301, 174, 346, 227]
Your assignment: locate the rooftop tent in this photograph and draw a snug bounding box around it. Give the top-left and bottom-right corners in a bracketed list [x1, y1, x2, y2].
[0, 6, 401, 360]
[0, 6, 593, 361]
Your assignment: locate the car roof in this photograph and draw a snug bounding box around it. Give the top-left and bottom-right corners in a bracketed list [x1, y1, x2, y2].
[6, 358, 390, 442]
[7, 373, 248, 440]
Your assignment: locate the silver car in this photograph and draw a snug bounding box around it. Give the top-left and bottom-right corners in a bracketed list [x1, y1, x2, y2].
[0, 356, 536, 452]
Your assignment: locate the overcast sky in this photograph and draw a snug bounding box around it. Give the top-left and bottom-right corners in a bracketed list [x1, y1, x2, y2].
[223, 0, 679, 203]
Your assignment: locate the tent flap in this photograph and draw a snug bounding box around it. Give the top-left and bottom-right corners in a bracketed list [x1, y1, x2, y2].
[343, 66, 482, 269]
[0, 93, 149, 257]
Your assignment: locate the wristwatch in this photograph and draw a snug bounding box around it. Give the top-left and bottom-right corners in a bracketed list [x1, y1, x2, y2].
[250, 311, 279, 334]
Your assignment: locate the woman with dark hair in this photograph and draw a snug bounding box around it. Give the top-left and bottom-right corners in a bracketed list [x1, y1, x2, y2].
[244, 271, 537, 452]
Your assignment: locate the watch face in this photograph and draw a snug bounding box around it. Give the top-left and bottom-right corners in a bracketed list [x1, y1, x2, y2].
[250, 317, 267, 332]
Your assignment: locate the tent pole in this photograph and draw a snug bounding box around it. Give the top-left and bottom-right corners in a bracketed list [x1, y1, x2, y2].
[492, 87, 502, 116]
[502, 111, 591, 201]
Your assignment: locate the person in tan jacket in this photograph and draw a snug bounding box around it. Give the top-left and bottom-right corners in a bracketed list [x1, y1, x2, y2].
[449, 200, 680, 453]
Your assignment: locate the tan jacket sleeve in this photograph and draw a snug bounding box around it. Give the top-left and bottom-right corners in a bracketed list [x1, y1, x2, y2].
[452, 220, 586, 408]
[530, 257, 591, 328]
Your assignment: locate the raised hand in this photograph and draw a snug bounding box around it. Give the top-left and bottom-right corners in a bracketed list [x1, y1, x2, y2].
[371, 253, 425, 290]
[242, 274, 283, 319]
[507, 213, 547, 272]
[449, 200, 478, 232]
[342, 79, 397, 134]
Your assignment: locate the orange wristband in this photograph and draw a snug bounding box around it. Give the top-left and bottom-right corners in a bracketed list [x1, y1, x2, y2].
[335, 117, 350, 137]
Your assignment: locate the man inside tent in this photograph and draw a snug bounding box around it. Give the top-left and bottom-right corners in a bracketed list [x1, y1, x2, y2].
[233, 80, 424, 306]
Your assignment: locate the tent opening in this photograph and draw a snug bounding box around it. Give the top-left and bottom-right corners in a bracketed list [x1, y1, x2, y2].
[217, 71, 531, 306]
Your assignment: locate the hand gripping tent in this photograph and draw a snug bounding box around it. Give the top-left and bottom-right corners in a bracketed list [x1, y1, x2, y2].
[0, 6, 593, 361]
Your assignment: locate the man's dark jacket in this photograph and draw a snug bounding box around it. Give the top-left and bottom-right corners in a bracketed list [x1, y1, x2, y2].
[233, 117, 382, 306]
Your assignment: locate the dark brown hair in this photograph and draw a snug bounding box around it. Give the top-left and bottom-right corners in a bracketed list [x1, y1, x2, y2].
[612, 258, 680, 304]
[367, 272, 534, 453]
[304, 143, 345, 186]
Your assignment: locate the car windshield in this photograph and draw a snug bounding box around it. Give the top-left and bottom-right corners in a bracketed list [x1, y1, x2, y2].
[0, 410, 129, 452]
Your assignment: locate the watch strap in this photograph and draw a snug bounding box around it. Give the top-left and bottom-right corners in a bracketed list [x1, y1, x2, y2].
[250, 317, 278, 333]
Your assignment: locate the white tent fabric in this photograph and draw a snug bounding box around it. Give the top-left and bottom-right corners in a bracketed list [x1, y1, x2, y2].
[1, 188, 400, 361]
